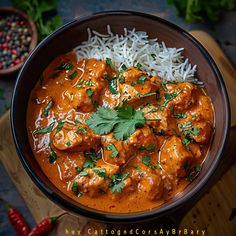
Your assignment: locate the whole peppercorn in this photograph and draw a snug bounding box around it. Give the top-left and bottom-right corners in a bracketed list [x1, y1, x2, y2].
[0, 13, 32, 70]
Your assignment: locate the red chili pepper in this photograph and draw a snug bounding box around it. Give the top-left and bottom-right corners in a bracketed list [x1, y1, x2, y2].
[28, 215, 62, 236]
[7, 205, 31, 236]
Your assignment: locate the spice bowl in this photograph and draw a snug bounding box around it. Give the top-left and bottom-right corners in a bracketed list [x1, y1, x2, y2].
[0, 7, 37, 76]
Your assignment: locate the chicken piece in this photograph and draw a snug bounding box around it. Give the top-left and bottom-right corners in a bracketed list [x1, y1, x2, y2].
[128, 126, 159, 149]
[188, 143, 202, 160]
[126, 162, 164, 201]
[75, 164, 119, 197]
[142, 105, 178, 136]
[119, 67, 160, 107]
[161, 82, 196, 112]
[160, 136, 193, 178]
[58, 155, 84, 181]
[102, 126, 158, 166]
[63, 59, 108, 112]
[101, 134, 136, 166]
[191, 121, 213, 144]
[51, 122, 100, 152]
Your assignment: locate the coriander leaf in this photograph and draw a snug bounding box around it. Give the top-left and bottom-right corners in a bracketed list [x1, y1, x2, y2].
[105, 143, 119, 158]
[86, 106, 117, 135]
[93, 168, 107, 179]
[106, 58, 112, 67]
[34, 122, 55, 135]
[113, 109, 145, 140]
[75, 127, 87, 134]
[54, 62, 74, 71]
[109, 79, 118, 94]
[85, 78, 92, 86]
[173, 113, 187, 119]
[163, 90, 182, 106]
[146, 144, 156, 151]
[109, 173, 129, 193]
[142, 155, 151, 166]
[71, 182, 82, 197]
[68, 71, 78, 80]
[120, 64, 128, 71]
[42, 100, 54, 117]
[83, 159, 95, 169]
[79, 171, 88, 176]
[48, 143, 57, 163]
[137, 75, 146, 84]
[86, 88, 94, 98]
[56, 120, 65, 132]
[135, 63, 142, 70]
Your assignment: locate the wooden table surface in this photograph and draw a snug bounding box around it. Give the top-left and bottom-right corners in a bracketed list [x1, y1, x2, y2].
[0, 1, 236, 235]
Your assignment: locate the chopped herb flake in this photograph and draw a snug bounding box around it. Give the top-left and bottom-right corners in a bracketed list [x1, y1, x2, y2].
[42, 100, 54, 117]
[105, 143, 119, 158]
[109, 173, 129, 193]
[68, 71, 78, 80]
[86, 88, 94, 98]
[34, 122, 55, 135]
[137, 75, 146, 84]
[75, 127, 87, 134]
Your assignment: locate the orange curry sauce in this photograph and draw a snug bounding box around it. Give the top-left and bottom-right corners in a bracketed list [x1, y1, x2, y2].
[27, 52, 214, 213]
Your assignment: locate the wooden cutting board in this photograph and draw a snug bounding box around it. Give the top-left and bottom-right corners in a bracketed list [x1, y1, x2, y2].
[0, 31, 236, 236]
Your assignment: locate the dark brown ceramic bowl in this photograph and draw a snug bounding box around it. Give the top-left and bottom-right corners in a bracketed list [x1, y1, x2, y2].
[0, 7, 37, 76]
[11, 11, 230, 223]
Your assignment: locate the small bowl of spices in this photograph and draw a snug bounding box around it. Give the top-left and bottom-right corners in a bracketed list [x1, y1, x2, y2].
[0, 7, 37, 76]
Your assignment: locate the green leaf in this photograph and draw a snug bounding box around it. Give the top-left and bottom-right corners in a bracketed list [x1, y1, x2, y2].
[54, 62, 74, 71]
[68, 71, 78, 80]
[109, 79, 118, 94]
[34, 122, 55, 134]
[105, 143, 119, 158]
[163, 90, 182, 106]
[173, 113, 187, 119]
[71, 182, 82, 197]
[137, 75, 146, 84]
[42, 100, 54, 117]
[79, 171, 88, 176]
[106, 58, 112, 67]
[48, 143, 57, 163]
[109, 173, 129, 193]
[75, 127, 87, 134]
[93, 168, 107, 179]
[86, 88, 94, 98]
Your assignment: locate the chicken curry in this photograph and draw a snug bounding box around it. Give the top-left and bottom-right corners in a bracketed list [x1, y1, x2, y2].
[27, 52, 214, 213]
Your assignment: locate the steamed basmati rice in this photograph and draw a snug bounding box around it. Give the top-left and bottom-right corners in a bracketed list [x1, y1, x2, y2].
[74, 25, 200, 83]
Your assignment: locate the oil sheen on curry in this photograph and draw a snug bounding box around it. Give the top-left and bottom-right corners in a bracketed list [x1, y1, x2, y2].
[27, 52, 214, 213]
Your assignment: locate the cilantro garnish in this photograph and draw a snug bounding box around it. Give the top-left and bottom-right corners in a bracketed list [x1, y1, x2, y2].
[120, 64, 128, 71]
[105, 143, 119, 158]
[75, 127, 87, 134]
[137, 75, 146, 85]
[109, 173, 129, 193]
[163, 90, 182, 106]
[135, 63, 142, 70]
[86, 105, 145, 141]
[42, 100, 54, 117]
[34, 122, 55, 135]
[71, 182, 82, 197]
[86, 88, 94, 98]
[54, 62, 74, 71]
[48, 143, 57, 163]
[93, 168, 108, 179]
[142, 155, 159, 170]
[173, 113, 187, 119]
[106, 58, 112, 67]
[68, 71, 78, 80]
[83, 149, 102, 169]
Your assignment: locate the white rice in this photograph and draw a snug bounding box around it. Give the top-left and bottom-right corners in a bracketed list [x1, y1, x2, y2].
[74, 25, 200, 83]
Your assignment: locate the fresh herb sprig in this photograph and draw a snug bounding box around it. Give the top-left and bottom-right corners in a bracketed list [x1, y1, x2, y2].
[10, 0, 63, 40]
[86, 105, 145, 141]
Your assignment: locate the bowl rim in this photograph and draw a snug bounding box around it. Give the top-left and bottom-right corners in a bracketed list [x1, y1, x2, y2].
[11, 10, 230, 222]
[0, 6, 38, 76]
